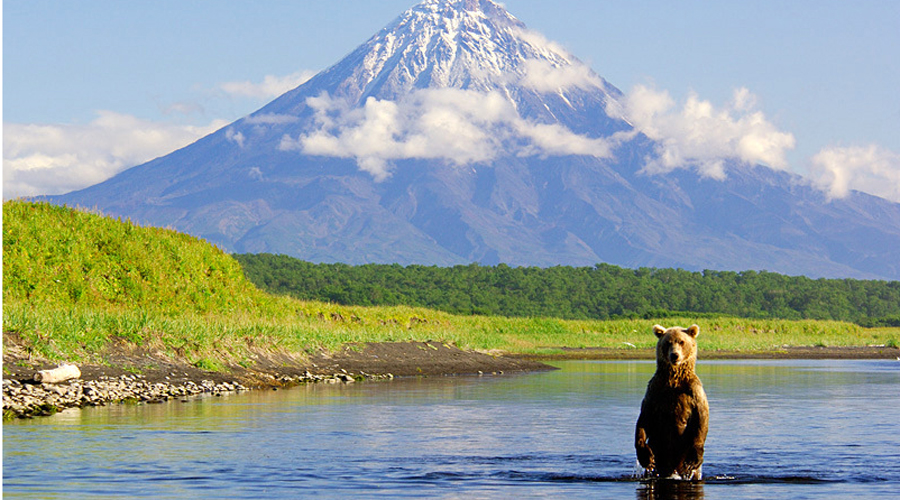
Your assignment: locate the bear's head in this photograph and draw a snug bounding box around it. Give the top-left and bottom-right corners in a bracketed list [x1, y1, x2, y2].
[653, 324, 700, 368]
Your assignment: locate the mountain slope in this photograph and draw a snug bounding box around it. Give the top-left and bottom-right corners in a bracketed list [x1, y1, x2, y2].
[51, 0, 900, 280]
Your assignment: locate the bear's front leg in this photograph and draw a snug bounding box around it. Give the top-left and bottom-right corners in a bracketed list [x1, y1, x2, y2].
[635, 415, 655, 472]
[682, 440, 704, 472]
[682, 398, 708, 473]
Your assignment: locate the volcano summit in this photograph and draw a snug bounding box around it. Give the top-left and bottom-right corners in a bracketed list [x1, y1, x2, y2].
[52, 0, 900, 280]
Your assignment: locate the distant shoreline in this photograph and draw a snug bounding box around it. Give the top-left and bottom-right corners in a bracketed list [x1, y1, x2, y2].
[4, 340, 897, 419]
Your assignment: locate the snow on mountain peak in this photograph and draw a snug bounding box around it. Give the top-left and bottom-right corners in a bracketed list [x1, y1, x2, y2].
[328, 0, 610, 103]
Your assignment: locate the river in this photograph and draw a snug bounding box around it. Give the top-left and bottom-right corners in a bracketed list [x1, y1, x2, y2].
[4, 359, 899, 499]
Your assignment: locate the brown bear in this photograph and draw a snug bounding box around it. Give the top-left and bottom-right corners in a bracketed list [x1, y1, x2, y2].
[635, 324, 709, 480]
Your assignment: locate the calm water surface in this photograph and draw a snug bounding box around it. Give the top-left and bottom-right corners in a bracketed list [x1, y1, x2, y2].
[4, 360, 899, 499]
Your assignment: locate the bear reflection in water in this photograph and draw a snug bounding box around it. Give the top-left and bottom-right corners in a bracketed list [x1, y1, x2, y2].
[635, 324, 709, 481]
[636, 479, 706, 500]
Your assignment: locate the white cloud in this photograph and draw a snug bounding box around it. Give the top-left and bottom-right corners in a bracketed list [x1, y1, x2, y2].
[248, 167, 264, 181]
[516, 122, 620, 159]
[810, 144, 900, 202]
[511, 27, 574, 62]
[280, 88, 615, 181]
[731, 87, 758, 112]
[162, 101, 206, 117]
[225, 128, 245, 148]
[519, 59, 604, 93]
[3, 111, 226, 199]
[219, 70, 316, 100]
[610, 85, 796, 179]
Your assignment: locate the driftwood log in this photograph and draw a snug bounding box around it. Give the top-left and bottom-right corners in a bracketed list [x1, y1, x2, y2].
[34, 364, 81, 384]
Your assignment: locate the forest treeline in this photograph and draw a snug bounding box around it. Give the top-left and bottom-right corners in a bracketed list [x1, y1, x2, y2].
[234, 254, 900, 326]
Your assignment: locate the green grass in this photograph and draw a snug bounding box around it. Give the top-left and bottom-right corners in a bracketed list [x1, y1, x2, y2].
[3, 200, 260, 313]
[3, 200, 898, 370]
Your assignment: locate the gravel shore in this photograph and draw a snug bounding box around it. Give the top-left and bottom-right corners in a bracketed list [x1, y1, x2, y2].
[2, 369, 392, 419]
[3, 374, 249, 418]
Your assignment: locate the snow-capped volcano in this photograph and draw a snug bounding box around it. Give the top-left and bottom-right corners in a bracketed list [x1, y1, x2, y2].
[50, 0, 900, 280]
[259, 0, 628, 181]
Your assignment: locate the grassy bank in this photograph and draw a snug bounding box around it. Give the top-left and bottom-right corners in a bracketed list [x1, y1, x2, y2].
[8, 300, 898, 367]
[4, 201, 898, 372]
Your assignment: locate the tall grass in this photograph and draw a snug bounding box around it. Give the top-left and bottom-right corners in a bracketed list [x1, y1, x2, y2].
[3, 201, 897, 370]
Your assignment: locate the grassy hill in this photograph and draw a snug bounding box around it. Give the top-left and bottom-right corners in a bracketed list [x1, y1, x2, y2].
[3, 201, 897, 371]
[2, 201, 457, 367]
[3, 201, 260, 312]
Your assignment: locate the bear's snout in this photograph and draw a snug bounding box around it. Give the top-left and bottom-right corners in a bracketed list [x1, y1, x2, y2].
[669, 351, 681, 364]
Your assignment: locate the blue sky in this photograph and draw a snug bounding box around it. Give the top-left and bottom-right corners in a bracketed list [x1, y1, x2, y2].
[4, 0, 899, 201]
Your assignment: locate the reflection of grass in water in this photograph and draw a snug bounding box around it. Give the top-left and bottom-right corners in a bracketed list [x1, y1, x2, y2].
[4, 201, 898, 369]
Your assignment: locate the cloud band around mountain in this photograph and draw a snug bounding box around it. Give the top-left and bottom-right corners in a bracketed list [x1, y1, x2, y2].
[275, 83, 900, 204]
[279, 88, 618, 181]
[5, 75, 898, 204]
[279, 83, 798, 184]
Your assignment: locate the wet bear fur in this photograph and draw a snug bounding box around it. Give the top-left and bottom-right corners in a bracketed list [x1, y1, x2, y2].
[635, 324, 709, 480]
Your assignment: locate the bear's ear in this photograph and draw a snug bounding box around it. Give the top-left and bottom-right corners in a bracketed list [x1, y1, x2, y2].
[653, 325, 667, 338]
[687, 324, 700, 338]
